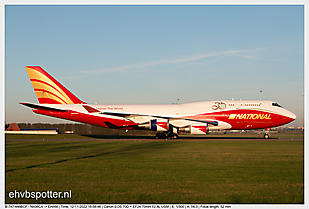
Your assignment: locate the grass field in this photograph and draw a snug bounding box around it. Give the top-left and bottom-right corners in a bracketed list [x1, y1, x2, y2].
[5, 131, 304, 140]
[5, 135, 304, 204]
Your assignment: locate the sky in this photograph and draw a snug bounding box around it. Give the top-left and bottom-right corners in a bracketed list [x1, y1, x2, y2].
[4, 5, 304, 127]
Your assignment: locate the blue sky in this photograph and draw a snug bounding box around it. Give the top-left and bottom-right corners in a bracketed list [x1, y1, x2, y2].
[5, 5, 304, 126]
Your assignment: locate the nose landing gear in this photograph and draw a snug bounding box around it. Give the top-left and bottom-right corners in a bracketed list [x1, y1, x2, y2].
[264, 128, 271, 139]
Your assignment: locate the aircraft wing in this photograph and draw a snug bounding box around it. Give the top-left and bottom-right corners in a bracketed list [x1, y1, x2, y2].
[101, 111, 218, 126]
[20, 102, 218, 127]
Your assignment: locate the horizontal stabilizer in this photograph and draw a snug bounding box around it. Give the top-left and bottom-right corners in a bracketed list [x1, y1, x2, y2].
[19, 102, 69, 112]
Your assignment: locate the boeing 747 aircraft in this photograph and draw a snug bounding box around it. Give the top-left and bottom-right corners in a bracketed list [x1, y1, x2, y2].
[20, 66, 296, 139]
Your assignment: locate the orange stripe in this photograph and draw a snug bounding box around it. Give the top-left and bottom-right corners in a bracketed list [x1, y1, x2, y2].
[34, 90, 67, 104]
[26, 67, 74, 104]
[31, 81, 72, 104]
[34, 89, 68, 104]
[30, 79, 67, 100]
[31, 80, 72, 104]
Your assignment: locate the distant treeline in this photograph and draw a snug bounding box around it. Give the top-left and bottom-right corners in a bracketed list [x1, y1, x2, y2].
[5, 123, 156, 136]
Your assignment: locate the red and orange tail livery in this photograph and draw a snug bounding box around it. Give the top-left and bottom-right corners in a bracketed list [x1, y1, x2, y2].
[25, 66, 85, 104]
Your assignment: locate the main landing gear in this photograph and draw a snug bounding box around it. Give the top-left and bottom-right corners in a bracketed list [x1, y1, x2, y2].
[155, 131, 178, 139]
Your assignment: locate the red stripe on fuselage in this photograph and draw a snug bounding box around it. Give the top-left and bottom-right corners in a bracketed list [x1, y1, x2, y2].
[32, 108, 294, 131]
[186, 109, 294, 129]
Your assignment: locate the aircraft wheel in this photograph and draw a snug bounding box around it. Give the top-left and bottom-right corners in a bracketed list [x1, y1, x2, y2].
[264, 133, 269, 139]
[166, 132, 178, 139]
[167, 132, 173, 139]
[162, 132, 167, 139]
[155, 132, 161, 139]
[156, 132, 166, 139]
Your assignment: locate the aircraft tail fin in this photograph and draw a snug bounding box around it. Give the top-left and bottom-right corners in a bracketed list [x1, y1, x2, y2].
[25, 66, 86, 104]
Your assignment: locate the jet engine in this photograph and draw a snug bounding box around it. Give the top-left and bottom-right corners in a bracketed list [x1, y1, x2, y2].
[138, 119, 169, 131]
[179, 123, 209, 134]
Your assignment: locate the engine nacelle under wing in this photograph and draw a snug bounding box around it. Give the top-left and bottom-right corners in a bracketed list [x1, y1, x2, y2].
[138, 119, 169, 131]
[179, 123, 209, 134]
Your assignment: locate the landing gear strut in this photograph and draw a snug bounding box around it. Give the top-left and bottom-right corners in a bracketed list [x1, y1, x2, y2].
[264, 128, 271, 139]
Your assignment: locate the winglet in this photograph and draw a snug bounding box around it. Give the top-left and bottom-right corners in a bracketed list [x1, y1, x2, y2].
[25, 66, 86, 104]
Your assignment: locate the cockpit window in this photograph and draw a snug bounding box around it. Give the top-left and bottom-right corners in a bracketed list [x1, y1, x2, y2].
[272, 102, 282, 108]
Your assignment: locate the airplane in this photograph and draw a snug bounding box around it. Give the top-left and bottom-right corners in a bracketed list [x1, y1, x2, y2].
[20, 66, 296, 139]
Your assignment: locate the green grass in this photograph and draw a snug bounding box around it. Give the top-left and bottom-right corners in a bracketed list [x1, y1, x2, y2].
[184, 132, 304, 140]
[5, 139, 303, 204]
[5, 132, 304, 140]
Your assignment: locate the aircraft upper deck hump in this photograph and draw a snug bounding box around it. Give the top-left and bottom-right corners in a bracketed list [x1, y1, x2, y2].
[25, 66, 86, 104]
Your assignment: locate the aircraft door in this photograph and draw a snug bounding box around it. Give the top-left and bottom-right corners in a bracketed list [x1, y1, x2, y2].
[235, 100, 241, 109]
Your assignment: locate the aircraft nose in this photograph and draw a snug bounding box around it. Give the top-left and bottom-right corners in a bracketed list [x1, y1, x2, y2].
[288, 111, 297, 120]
